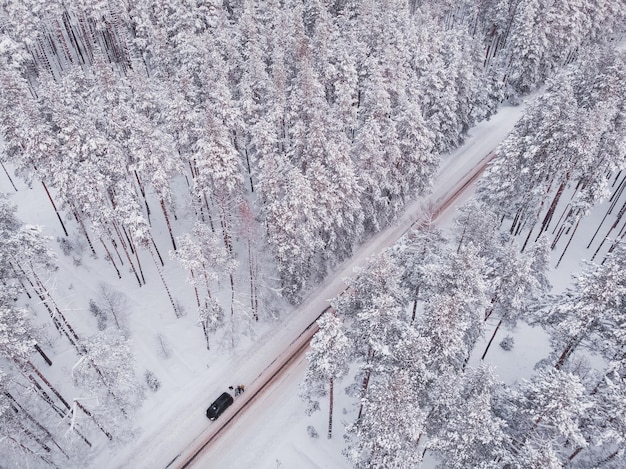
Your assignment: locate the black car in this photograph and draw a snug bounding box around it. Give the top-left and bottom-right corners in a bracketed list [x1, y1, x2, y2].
[206, 392, 234, 421]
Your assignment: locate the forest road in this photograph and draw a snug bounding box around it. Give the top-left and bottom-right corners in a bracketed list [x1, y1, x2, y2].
[171, 308, 325, 469]
[172, 150, 497, 469]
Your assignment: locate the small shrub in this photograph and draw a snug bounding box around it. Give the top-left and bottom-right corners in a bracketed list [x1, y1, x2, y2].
[156, 333, 172, 359]
[499, 335, 515, 351]
[306, 426, 319, 439]
[89, 299, 108, 331]
[58, 237, 73, 256]
[145, 370, 161, 392]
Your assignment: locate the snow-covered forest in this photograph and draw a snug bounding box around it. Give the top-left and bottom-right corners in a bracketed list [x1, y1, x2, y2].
[1, 0, 626, 467]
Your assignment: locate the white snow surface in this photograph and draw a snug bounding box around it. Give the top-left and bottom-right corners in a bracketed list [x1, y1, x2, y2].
[3, 93, 614, 469]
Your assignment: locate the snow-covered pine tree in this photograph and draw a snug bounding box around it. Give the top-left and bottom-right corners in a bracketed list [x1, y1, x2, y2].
[71, 332, 145, 439]
[344, 368, 426, 469]
[390, 223, 448, 323]
[426, 364, 508, 468]
[300, 310, 351, 439]
[537, 242, 626, 371]
[494, 368, 591, 466]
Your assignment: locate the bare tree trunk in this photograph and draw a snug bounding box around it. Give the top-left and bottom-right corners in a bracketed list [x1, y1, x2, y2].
[357, 350, 374, 421]
[556, 218, 581, 268]
[105, 226, 125, 266]
[1, 161, 18, 191]
[6, 391, 77, 453]
[481, 318, 502, 361]
[327, 377, 334, 439]
[134, 170, 151, 225]
[538, 181, 567, 238]
[248, 238, 258, 321]
[202, 322, 210, 351]
[220, 204, 233, 254]
[75, 400, 113, 441]
[591, 200, 626, 261]
[568, 446, 583, 461]
[99, 237, 121, 279]
[29, 267, 84, 353]
[18, 421, 52, 453]
[555, 336, 581, 370]
[24, 373, 68, 418]
[411, 283, 424, 323]
[34, 343, 52, 366]
[520, 223, 536, 252]
[150, 234, 165, 266]
[27, 361, 72, 410]
[147, 244, 179, 317]
[133, 240, 146, 285]
[111, 222, 142, 286]
[203, 191, 216, 232]
[41, 180, 68, 237]
[7, 434, 59, 469]
[161, 199, 177, 251]
[72, 207, 96, 256]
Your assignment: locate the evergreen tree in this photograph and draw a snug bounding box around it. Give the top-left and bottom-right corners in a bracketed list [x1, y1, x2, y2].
[300, 311, 351, 438]
[427, 364, 508, 468]
[495, 368, 590, 466]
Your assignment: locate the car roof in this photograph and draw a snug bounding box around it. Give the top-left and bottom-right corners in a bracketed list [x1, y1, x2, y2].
[216, 392, 233, 404]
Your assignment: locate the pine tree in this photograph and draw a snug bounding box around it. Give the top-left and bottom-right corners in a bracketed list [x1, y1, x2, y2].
[300, 311, 351, 439]
[72, 332, 145, 439]
[495, 368, 591, 466]
[537, 241, 626, 369]
[427, 364, 508, 468]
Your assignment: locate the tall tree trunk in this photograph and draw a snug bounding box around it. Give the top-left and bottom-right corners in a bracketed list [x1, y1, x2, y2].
[555, 336, 581, 370]
[17, 421, 52, 453]
[538, 180, 567, 238]
[6, 391, 77, 453]
[34, 343, 52, 366]
[248, 238, 258, 321]
[202, 321, 210, 351]
[556, 218, 581, 268]
[357, 349, 374, 421]
[568, 446, 583, 461]
[150, 234, 165, 267]
[147, 244, 179, 317]
[99, 237, 122, 279]
[24, 373, 68, 418]
[74, 400, 113, 441]
[105, 226, 125, 265]
[41, 180, 68, 237]
[591, 200, 626, 260]
[411, 285, 420, 323]
[27, 360, 71, 410]
[134, 170, 151, 225]
[481, 318, 502, 361]
[520, 223, 535, 252]
[161, 199, 177, 251]
[6, 435, 58, 469]
[1, 161, 18, 191]
[29, 267, 84, 353]
[72, 207, 96, 256]
[327, 377, 334, 439]
[111, 222, 142, 286]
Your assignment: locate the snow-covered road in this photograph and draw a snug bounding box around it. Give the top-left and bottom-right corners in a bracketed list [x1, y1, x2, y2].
[155, 101, 532, 469]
